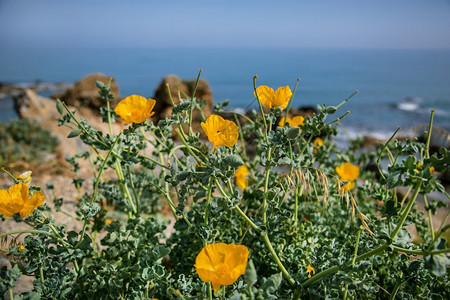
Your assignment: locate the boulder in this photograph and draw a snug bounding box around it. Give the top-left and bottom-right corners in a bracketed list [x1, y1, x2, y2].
[152, 75, 214, 137]
[51, 73, 119, 110]
[153, 75, 213, 120]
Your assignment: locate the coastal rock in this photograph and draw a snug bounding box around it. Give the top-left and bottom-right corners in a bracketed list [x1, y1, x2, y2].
[14, 89, 60, 124]
[153, 75, 213, 136]
[51, 73, 119, 110]
[288, 106, 318, 118]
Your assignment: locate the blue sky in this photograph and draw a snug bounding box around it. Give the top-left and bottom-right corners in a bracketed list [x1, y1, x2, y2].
[1, 0, 449, 49]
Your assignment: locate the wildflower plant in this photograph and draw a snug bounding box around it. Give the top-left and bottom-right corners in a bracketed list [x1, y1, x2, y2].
[0, 71, 448, 299]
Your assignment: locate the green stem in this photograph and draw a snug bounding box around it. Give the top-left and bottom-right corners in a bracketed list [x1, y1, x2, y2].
[8, 287, 13, 300]
[377, 126, 401, 181]
[126, 165, 141, 213]
[214, 179, 260, 232]
[285, 77, 300, 118]
[75, 134, 121, 248]
[392, 245, 450, 255]
[305, 183, 422, 288]
[303, 242, 389, 288]
[344, 226, 362, 300]
[262, 148, 272, 224]
[208, 282, 213, 300]
[262, 233, 296, 285]
[389, 281, 402, 300]
[335, 90, 359, 110]
[391, 182, 421, 240]
[423, 194, 435, 241]
[105, 78, 114, 135]
[425, 110, 435, 160]
[252, 75, 269, 143]
[188, 68, 203, 136]
[204, 178, 214, 226]
[61, 102, 109, 148]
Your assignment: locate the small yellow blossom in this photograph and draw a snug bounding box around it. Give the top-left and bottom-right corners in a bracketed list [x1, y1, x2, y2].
[278, 116, 304, 127]
[0, 183, 45, 218]
[201, 115, 239, 149]
[105, 218, 113, 225]
[16, 171, 32, 183]
[235, 165, 249, 190]
[18, 245, 25, 252]
[313, 137, 323, 154]
[255, 85, 292, 110]
[195, 243, 249, 292]
[336, 162, 359, 181]
[114, 94, 156, 124]
[306, 265, 315, 278]
[336, 162, 359, 191]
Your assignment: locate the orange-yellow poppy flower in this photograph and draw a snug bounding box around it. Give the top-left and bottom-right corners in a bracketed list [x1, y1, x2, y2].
[114, 94, 156, 124]
[313, 137, 323, 154]
[336, 162, 359, 181]
[255, 85, 292, 110]
[235, 165, 249, 190]
[201, 115, 239, 149]
[195, 243, 249, 292]
[0, 183, 45, 218]
[336, 162, 359, 191]
[279, 116, 304, 127]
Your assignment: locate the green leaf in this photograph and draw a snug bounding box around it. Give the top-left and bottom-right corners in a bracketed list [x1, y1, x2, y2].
[287, 127, 300, 140]
[56, 99, 64, 114]
[224, 155, 244, 168]
[67, 128, 82, 138]
[95, 80, 105, 89]
[244, 259, 257, 287]
[424, 254, 450, 277]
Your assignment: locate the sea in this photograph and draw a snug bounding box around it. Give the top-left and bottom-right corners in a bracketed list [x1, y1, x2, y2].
[1, 47, 449, 144]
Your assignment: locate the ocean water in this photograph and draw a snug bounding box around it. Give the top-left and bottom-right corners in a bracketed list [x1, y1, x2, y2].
[0, 47, 449, 140]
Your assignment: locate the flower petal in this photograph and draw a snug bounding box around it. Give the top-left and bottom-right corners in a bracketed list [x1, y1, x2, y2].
[255, 85, 275, 109]
[19, 190, 45, 219]
[273, 86, 292, 110]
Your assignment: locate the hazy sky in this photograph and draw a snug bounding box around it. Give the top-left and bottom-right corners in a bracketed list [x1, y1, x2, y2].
[1, 0, 450, 49]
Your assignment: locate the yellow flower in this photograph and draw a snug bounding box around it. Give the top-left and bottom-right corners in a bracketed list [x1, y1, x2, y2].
[114, 94, 156, 124]
[201, 115, 239, 149]
[312, 137, 323, 154]
[306, 265, 315, 278]
[235, 165, 249, 190]
[0, 183, 45, 219]
[18, 245, 25, 253]
[336, 162, 359, 191]
[336, 162, 359, 181]
[16, 171, 32, 183]
[278, 116, 304, 127]
[339, 181, 356, 192]
[195, 243, 249, 292]
[105, 218, 113, 225]
[255, 85, 292, 110]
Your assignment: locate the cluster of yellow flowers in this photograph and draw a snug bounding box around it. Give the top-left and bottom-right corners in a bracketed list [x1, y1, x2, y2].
[336, 162, 360, 191]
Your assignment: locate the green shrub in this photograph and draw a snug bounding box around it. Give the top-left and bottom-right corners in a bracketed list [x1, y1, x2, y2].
[0, 119, 59, 167]
[0, 76, 448, 299]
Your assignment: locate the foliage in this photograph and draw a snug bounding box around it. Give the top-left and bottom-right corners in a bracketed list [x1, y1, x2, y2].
[0, 119, 59, 167]
[0, 75, 448, 299]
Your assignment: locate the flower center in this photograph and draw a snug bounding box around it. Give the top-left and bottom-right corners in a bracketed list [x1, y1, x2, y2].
[215, 263, 230, 276]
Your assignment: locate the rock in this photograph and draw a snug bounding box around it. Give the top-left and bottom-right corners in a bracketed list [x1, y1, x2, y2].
[288, 106, 318, 118]
[51, 73, 119, 110]
[152, 75, 214, 137]
[14, 89, 60, 124]
[361, 136, 382, 148]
